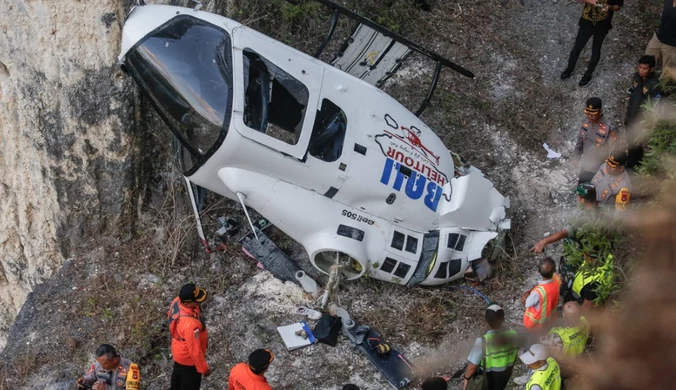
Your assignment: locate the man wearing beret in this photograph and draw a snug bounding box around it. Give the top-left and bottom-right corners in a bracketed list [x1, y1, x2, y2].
[228, 349, 275, 390]
[168, 283, 211, 390]
[573, 97, 618, 183]
[591, 152, 632, 210]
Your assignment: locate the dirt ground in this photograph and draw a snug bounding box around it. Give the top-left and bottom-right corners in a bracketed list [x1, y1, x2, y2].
[0, 0, 662, 389]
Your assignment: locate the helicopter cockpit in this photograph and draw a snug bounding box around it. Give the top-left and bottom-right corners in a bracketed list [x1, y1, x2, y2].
[123, 16, 233, 173]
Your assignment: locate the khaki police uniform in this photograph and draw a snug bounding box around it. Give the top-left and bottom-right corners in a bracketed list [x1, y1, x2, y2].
[82, 358, 140, 390]
[591, 163, 632, 210]
[575, 118, 618, 182]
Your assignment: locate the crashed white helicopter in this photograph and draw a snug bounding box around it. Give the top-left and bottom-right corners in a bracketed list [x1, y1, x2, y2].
[118, 1, 510, 287]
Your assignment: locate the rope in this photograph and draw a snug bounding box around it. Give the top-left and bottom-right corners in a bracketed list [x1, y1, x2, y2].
[320, 264, 344, 309]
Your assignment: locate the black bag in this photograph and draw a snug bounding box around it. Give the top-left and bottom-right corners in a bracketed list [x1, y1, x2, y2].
[312, 313, 342, 346]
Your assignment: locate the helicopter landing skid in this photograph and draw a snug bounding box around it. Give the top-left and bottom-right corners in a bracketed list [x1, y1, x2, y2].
[345, 325, 414, 389]
[240, 229, 303, 286]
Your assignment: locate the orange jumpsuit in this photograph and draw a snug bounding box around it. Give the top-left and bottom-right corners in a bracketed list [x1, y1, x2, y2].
[227, 363, 273, 390]
[169, 297, 209, 374]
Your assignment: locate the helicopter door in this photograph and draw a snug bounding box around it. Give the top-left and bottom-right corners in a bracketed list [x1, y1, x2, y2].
[373, 228, 422, 285]
[231, 28, 324, 159]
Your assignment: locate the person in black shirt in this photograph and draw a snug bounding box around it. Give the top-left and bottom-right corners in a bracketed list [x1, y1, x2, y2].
[646, 0, 676, 81]
[561, 0, 624, 87]
[624, 55, 661, 167]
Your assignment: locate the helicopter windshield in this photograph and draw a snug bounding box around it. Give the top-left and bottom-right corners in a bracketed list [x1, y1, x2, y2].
[125, 15, 233, 172]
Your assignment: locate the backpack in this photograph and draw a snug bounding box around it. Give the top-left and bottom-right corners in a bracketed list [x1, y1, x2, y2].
[167, 297, 199, 341]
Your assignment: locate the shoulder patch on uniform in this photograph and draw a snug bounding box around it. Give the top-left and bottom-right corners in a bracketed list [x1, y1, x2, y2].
[193, 328, 200, 340]
[616, 188, 631, 210]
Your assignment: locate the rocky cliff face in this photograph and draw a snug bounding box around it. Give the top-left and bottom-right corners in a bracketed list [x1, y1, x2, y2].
[0, 0, 144, 347]
[0, 0, 247, 349]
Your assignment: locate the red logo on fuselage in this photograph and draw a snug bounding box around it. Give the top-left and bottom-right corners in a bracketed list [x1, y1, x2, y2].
[384, 126, 440, 166]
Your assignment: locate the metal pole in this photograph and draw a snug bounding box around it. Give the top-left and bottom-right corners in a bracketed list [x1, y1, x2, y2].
[314, 9, 341, 58]
[415, 61, 443, 116]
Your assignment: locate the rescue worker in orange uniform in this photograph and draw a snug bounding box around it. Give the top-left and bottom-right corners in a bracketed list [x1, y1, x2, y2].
[76, 344, 140, 390]
[522, 258, 561, 332]
[573, 97, 618, 183]
[228, 349, 275, 390]
[169, 283, 211, 390]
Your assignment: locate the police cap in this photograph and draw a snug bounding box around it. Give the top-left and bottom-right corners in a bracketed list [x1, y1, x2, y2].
[584, 97, 602, 114]
[606, 150, 628, 167]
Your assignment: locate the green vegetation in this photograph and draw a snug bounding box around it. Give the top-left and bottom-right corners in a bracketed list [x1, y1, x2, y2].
[636, 90, 676, 177]
[563, 222, 622, 304]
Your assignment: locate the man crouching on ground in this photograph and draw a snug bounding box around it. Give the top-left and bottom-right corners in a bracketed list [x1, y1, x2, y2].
[76, 344, 140, 390]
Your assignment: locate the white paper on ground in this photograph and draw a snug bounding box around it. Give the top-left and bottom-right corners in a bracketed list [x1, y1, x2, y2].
[543, 143, 561, 159]
[277, 322, 315, 350]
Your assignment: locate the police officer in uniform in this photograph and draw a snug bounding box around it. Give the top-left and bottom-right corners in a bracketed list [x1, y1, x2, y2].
[463, 304, 519, 390]
[573, 97, 618, 183]
[77, 344, 140, 390]
[591, 152, 632, 210]
[518, 344, 562, 390]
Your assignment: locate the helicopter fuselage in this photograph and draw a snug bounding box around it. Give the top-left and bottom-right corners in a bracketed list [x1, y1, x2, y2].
[118, 5, 509, 286]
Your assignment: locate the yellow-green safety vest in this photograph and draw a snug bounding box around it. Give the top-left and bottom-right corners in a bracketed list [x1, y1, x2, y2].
[526, 357, 562, 390]
[483, 329, 518, 372]
[548, 317, 590, 358]
[572, 254, 614, 300]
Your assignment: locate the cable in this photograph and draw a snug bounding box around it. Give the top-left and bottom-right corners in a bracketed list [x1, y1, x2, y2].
[452, 285, 491, 304]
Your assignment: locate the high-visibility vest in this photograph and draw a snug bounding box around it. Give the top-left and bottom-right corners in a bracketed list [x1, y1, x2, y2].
[572, 255, 614, 301]
[524, 275, 561, 329]
[548, 317, 590, 358]
[483, 329, 518, 372]
[526, 357, 562, 390]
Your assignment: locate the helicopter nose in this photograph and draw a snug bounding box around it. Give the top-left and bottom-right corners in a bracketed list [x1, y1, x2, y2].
[119, 5, 176, 62]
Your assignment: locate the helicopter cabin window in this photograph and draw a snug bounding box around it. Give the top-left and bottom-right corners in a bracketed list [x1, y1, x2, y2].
[124, 16, 233, 172]
[394, 263, 411, 278]
[447, 233, 467, 252]
[434, 259, 462, 279]
[242, 48, 309, 145]
[448, 259, 462, 277]
[380, 257, 398, 273]
[391, 231, 405, 251]
[405, 236, 418, 254]
[309, 99, 346, 162]
[434, 261, 448, 279]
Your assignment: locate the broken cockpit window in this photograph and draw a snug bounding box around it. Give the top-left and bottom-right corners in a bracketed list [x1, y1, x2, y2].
[243, 48, 309, 145]
[309, 99, 346, 162]
[124, 15, 233, 172]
